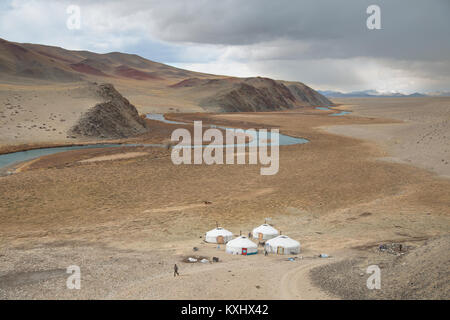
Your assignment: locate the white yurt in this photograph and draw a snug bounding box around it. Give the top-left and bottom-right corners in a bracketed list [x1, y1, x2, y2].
[226, 236, 258, 255]
[205, 227, 233, 244]
[265, 235, 300, 255]
[252, 224, 279, 241]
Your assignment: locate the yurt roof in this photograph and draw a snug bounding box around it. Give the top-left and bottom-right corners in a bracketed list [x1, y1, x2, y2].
[266, 235, 300, 247]
[253, 224, 279, 235]
[206, 227, 233, 236]
[227, 236, 257, 248]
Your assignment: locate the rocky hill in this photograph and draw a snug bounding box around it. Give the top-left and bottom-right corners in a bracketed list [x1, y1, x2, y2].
[1, 38, 332, 112]
[283, 81, 333, 107]
[172, 77, 332, 112]
[68, 83, 150, 139]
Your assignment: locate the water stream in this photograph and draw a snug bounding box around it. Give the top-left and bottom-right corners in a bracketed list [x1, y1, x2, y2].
[315, 106, 351, 116]
[0, 113, 310, 171]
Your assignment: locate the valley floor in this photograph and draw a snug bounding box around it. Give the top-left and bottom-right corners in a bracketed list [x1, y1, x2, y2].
[0, 98, 449, 299]
[326, 97, 450, 178]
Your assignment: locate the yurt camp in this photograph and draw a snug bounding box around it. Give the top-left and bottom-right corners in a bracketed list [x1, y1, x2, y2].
[205, 227, 233, 244]
[252, 224, 279, 241]
[226, 236, 258, 255]
[265, 235, 300, 255]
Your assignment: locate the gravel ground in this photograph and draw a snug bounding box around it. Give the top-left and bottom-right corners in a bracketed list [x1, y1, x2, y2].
[310, 235, 450, 299]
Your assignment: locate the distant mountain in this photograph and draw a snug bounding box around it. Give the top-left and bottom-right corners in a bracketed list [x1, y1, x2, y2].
[318, 89, 428, 98]
[317, 90, 371, 98]
[0, 38, 201, 82]
[407, 92, 427, 97]
[0, 37, 332, 112]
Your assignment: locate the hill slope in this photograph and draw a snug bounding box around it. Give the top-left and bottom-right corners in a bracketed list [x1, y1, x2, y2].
[170, 77, 333, 112]
[69, 84, 150, 139]
[0, 38, 332, 113]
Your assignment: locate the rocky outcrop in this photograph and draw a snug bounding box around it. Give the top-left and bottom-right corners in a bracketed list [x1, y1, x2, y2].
[283, 81, 333, 107]
[69, 84, 149, 139]
[201, 79, 297, 112]
[173, 76, 332, 112]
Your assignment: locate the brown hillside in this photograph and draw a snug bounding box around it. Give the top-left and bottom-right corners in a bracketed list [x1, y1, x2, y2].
[0, 37, 332, 116]
[172, 77, 332, 112]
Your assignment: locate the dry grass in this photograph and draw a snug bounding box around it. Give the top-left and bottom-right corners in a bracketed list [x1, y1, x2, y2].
[0, 103, 449, 299]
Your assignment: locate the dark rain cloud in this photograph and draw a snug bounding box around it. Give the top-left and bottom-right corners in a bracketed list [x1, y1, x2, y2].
[142, 0, 450, 61]
[1, 0, 449, 91]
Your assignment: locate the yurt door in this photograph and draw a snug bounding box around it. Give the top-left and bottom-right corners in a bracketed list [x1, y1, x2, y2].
[242, 248, 248, 255]
[217, 236, 224, 244]
[277, 247, 284, 255]
[258, 233, 263, 241]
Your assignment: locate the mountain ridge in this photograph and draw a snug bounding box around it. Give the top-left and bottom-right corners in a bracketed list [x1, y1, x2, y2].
[0, 37, 332, 112]
[318, 89, 431, 98]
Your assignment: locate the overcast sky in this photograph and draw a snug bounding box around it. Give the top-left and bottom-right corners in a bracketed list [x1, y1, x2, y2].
[1, 0, 449, 93]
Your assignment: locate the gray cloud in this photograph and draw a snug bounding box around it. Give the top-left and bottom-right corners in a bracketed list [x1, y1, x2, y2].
[144, 0, 450, 61]
[0, 0, 449, 92]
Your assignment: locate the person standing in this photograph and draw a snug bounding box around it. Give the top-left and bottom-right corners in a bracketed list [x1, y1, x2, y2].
[174, 264, 179, 277]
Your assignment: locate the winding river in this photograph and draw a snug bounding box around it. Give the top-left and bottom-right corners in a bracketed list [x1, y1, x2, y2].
[0, 114, 309, 171]
[315, 106, 352, 116]
[146, 114, 309, 148]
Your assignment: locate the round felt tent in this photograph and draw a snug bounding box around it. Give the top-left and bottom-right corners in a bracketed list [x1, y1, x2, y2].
[265, 235, 300, 255]
[205, 227, 233, 244]
[252, 224, 279, 241]
[226, 236, 258, 255]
